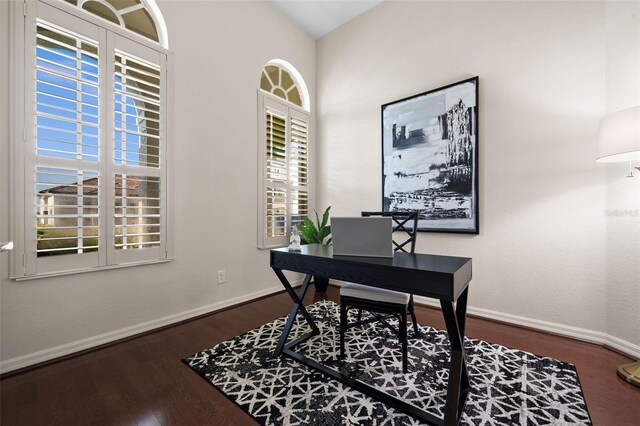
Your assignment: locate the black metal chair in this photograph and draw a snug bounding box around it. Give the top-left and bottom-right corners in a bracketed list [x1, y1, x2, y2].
[339, 211, 420, 373]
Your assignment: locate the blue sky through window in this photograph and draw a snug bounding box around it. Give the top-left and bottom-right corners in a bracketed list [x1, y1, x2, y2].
[36, 24, 150, 172]
[36, 26, 100, 163]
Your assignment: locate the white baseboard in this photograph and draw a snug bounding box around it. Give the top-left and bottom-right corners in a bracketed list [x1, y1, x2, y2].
[0, 283, 293, 374]
[412, 296, 640, 358]
[604, 334, 640, 359]
[3, 279, 637, 374]
[333, 280, 639, 359]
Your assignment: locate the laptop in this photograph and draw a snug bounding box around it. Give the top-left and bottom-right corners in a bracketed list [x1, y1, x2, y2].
[331, 217, 394, 258]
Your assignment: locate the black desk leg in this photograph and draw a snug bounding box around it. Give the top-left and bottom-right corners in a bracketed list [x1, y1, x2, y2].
[455, 288, 470, 391]
[440, 289, 470, 426]
[273, 271, 318, 357]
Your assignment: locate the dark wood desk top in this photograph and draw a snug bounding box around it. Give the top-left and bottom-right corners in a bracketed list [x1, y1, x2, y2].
[271, 244, 472, 301]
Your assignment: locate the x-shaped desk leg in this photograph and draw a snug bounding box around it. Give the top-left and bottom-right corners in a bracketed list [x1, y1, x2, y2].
[273, 270, 319, 356]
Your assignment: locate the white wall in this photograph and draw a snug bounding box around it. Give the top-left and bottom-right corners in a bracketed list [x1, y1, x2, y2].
[0, 0, 316, 371]
[604, 1, 640, 347]
[317, 1, 616, 343]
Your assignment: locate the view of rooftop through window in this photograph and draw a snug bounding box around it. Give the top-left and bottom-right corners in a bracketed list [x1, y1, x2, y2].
[35, 20, 162, 256]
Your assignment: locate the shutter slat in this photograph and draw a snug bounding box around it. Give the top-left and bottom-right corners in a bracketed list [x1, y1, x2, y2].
[266, 110, 287, 183]
[114, 51, 162, 168]
[114, 174, 162, 250]
[289, 116, 309, 185]
[265, 186, 287, 238]
[35, 22, 100, 166]
[36, 166, 99, 256]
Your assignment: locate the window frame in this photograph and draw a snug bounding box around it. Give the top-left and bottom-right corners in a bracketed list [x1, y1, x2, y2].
[9, 0, 173, 280]
[257, 90, 311, 249]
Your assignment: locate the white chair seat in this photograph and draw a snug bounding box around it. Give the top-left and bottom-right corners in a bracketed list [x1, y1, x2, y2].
[340, 283, 410, 305]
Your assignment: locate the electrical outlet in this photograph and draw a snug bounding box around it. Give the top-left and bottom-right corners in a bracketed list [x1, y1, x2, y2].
[217, 270, 226, 284]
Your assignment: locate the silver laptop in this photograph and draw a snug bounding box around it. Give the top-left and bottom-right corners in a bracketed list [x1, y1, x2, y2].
[331, 217, 394, 258]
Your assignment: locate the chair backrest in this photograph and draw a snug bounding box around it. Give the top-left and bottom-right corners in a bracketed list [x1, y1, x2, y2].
[361, 211, 419, 254]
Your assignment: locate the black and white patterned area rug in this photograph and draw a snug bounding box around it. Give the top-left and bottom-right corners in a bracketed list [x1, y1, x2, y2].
[184, 300, 591, 425]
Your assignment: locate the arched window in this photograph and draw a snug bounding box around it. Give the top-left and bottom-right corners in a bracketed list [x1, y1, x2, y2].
[260, 64, 302, 108]
[258, 60, 311, 248]
[10, 0, 172, 278]
[260, 60, 310, 111]
[59, 0, 168, 47]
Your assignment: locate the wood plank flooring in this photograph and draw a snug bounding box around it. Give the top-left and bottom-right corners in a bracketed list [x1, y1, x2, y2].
[1, 286, 638, 425]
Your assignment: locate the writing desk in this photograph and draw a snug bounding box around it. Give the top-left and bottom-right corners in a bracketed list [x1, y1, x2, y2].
[270, 244, 472, 426]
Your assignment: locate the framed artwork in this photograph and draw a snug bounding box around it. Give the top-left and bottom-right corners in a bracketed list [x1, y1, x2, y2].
[381, 77, 479, 233]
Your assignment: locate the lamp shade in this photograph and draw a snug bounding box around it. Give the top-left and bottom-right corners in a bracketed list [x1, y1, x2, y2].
[596, 106, 640, 162]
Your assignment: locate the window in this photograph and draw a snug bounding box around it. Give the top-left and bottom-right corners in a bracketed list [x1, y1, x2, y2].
[10, 0, 171, 278]
[260, 64, 302, 108]
[59, 0, 168, 47]
[258, 61, 310, 249]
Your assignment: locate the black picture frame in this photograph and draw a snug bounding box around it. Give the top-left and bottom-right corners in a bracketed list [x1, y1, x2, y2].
[381, 77, 479, 234]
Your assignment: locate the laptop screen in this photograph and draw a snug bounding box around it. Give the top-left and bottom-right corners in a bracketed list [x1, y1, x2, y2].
[331, 217, 394, 258]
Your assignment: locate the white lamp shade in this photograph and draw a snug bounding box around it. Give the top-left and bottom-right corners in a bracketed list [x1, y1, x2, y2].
[596, 106, 640, 162]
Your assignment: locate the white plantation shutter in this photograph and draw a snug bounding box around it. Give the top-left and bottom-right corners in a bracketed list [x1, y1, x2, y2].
[26, 5, 104, 274]
[259, 93, 310, 248]
[114, 50, 161, 169]
[36, 167, 100, 255]
[108, 36, 166, 264]
[289, 111, 309, 230]
[113, 174, 161, 250]
[265, 105, 287, 240]
[35, 22, 100, 162]
[16, 1, 170, 278]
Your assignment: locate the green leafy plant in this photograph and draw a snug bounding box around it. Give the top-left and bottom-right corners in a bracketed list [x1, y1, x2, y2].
[297, 206, 331, 245]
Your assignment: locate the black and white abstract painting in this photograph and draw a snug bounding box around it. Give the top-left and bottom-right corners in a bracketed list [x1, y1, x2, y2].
[382, 77, 479, 233]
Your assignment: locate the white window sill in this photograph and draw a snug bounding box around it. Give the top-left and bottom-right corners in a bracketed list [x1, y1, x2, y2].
[11, 258, 174, 281]
[258, 244, 287, 250]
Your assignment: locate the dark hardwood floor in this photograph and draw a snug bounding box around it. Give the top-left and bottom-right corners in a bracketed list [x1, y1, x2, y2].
[1, 286, 638, 425]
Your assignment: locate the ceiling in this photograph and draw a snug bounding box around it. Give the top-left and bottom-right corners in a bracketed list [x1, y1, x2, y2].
[266, 0, 384, 39]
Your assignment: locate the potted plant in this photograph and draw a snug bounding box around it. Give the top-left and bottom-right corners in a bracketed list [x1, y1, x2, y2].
[297, 206, 331, 292]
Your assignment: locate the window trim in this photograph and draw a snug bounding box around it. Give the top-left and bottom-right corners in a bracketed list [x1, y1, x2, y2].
[8, 0, 173, 279]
